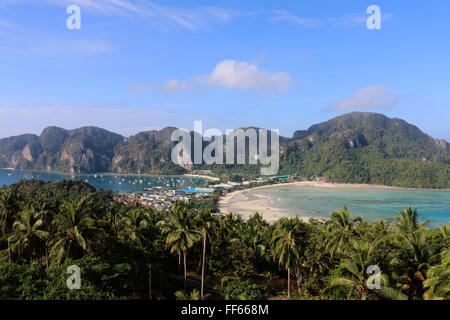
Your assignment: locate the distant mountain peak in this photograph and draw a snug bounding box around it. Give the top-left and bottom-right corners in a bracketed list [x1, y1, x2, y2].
[0, 113, 448, 188]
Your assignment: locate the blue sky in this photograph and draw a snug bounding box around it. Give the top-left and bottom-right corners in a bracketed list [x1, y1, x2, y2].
[0, 0, 449, 140]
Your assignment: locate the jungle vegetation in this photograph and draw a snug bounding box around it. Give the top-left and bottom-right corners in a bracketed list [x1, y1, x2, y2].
[0, 180, 448, 300]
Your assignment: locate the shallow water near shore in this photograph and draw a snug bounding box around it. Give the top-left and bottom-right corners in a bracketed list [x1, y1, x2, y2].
[0, 169, 207, 194]
[226, 184, 450, 227]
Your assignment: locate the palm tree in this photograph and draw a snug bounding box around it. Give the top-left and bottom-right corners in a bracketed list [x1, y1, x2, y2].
[271, 217, 305, 299]
[393, 207, 430, 237]
[195, 210, 216, 298]
[0, 186, 21, 260]
[244, 213, 270, 257]
[104, 206, 123, 238]
[220, 213, 245, 241]
[328, 239, 376, 299]
[440, 224, 449, 239]
[49, 196, 93, 265]
[325, 207, 361, 257]
[423, 248, 450, 300]
[300, 220, 332, 293]
[9, 205, 49, 263]
[390, 207, 432, 299]
[158, 201, 201, 289]
[119, 208, 149, 245]
[329, 239, 407, 300]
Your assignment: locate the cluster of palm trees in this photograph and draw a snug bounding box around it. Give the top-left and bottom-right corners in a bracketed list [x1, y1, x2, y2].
[157, 203, 449, 300]
[0, 187, 98, 267]
[1, 181, 449, 300]
[315, 208, 449, 300]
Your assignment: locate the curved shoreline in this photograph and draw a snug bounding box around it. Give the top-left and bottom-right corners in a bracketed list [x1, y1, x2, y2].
[182, 174, 220, 181]
[218, 181, 450, 223]
[0, 168, 216, 181]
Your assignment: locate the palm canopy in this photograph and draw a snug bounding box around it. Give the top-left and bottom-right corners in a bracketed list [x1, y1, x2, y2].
[271, 217, 305, 271]
[119, 208, 150, 244]
[328, 239, 379, 299]
[158, 201, 201, 286]
[392, 207, 431, 237]
[194, 209, 216, 238]
[10, 205, 49, 262]
[158, 201, 201, 254]
[49, 196, 94, 265]
[271, 217, 306, 298]
[423, 248, 450, 300]
[0, 186, 21, 235]
[324, 208, 362, 255]
[388, 208, 434, 299]
[393, 207, 433, 266]
[244, 213, 270, 257]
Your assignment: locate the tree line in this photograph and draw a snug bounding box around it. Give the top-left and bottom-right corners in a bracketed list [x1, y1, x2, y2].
[0, 180, 448, 300]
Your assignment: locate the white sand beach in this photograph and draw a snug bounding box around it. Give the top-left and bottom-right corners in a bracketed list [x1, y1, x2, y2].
[183, 174, 220, 181]
[217, 181, 407, 223]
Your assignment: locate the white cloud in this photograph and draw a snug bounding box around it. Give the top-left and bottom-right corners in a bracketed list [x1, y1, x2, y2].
[128, 81, 159, 92]
[130, 59, 293, 93]
[128, 79, 193, 94]
[328, 85, 398, 111]
[15, 0, 240, 31]
[328, 13, 394, 27]
[269, 10, 394, 28]
[0, 9, 115, 56]
[161, 79, 193, 93]
[0, 105, 217, 138]
[198, 60, 293, 91]
[269, 10, 318, 27]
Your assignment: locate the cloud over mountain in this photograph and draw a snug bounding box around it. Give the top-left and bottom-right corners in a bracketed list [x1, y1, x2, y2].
[130, 59, 293, 93]
[328, 85, 398, 111]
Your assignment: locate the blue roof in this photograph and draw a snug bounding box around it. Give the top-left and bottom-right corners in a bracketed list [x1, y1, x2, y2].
[183, 189, 212, 193]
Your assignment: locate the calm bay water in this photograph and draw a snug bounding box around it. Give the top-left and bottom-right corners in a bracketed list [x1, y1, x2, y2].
[2, 169, 449, 226]
[229, 185, 450, 227]
[0, 169, 207, 194]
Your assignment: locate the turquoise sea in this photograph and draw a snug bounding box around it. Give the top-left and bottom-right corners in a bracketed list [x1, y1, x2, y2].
[228, 184, 450, 227]
[0, 169, 207, 194]
[2, 169, 449, 226]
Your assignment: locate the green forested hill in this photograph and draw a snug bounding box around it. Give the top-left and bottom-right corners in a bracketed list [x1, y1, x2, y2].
[276, 112, 449, 188]
[0, 112, 448, 188]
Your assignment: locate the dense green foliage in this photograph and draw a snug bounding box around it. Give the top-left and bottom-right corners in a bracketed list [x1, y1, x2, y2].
[224, 280, 266, 300]
[279, 144, 449, 188]
[0, 180, 449, 300]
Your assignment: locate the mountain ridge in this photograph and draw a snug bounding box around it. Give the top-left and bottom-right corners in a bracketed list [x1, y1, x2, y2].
[0, 112, 448, 188]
